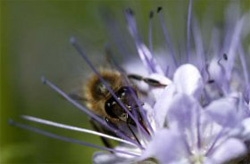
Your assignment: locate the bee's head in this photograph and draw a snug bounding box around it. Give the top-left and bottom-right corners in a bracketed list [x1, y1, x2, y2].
[105, 86, 141, 124]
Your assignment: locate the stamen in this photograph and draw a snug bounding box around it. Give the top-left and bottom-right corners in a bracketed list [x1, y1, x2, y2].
[205, 64, 213, 83]
[192, 19, 205, 71]
[124, 81, 153, 136]
[238, 44, 249, 85]
[209, 28, 220, 57]
[70, 38, 149, 139]
[225, 16, 245, 80]
[9, 119, 140, 157]
[196, 107, 201, 149]
[217, 57, 229, 95]
[125, 8, 164, 75]
[223, 53, 228, 61]
[21, 115, 137, 147]
[157, 6, 177, 68]
[205, 127, 226, 156]
[148, 10, 154, 55]
[41, 76, 142, 148]
[127, 120, 141, 146]
[186, 0, 193, 62]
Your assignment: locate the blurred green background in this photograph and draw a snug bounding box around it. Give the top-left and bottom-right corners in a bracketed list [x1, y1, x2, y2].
[1, 0, 250, 163]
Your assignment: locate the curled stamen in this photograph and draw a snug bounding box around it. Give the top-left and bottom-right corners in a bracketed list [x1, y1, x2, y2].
[9, 119, 140, 157]
[205, 64, 214, 83]
[217, 56, 229, 95]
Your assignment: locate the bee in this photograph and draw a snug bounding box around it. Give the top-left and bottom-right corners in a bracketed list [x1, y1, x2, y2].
[83, 68, 167, 128]
[84, 69, 141, 126]
[71, 68, 167, 147]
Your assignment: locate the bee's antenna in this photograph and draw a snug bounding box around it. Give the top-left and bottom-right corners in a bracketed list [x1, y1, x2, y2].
[157, 6, 177, 68]
[9, 119, 140, 157]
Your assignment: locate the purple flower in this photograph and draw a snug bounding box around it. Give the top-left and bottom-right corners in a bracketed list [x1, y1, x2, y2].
[10, 1, 250, 164]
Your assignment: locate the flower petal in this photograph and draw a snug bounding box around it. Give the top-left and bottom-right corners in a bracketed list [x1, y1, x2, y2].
[167, 94, 200, 131]
[153, 84, 176, 129]
[205, 98, 239, 127]
[141, 129, 188, 164]
[93, 152, 135, 164]
[173, 64, 203, 97]
[211, 138, 246, 164]
[240, 117, 250, 140]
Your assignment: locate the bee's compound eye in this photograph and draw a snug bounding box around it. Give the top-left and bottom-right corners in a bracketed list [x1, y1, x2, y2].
[105, 99, 118, 119]
[121, 92, 126, 97]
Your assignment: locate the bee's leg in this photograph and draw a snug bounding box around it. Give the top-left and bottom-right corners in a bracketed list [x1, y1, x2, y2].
[90, 119, 114, 150]
[135, 110, 151, 136]
[126, 116, 141, 146]
[105, 117, 141, 146]
[128, 74, 167, 87]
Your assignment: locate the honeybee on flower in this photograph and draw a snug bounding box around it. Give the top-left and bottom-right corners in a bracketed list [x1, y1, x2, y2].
[10, 0, 250, 164]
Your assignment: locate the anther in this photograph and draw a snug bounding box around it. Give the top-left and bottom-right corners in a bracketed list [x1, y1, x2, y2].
[69, 36, 76, 44]
[157, 6, 162, 13]
[149, 10, 154, 18]
[41, 76, 47, 85]
[126, 8, 134, 16]
[208, 79, 215, 84]
[223, 53, 228, 61]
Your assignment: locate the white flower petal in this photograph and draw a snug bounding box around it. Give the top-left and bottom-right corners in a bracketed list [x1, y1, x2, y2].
[205, 98, 239, 127]
[208, 59, 224, 84]
[153, 84, 176, 129]
[167, 94, 200, 131]
[240, 117, 250, 140]
[173, 64, 203, 97]
[93, 152, 134, 164]
[211, 138, 247, 164]
[141, 129, 188, 164]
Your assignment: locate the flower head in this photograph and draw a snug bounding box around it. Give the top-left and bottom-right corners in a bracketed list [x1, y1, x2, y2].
[10, 1, 250, 164]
